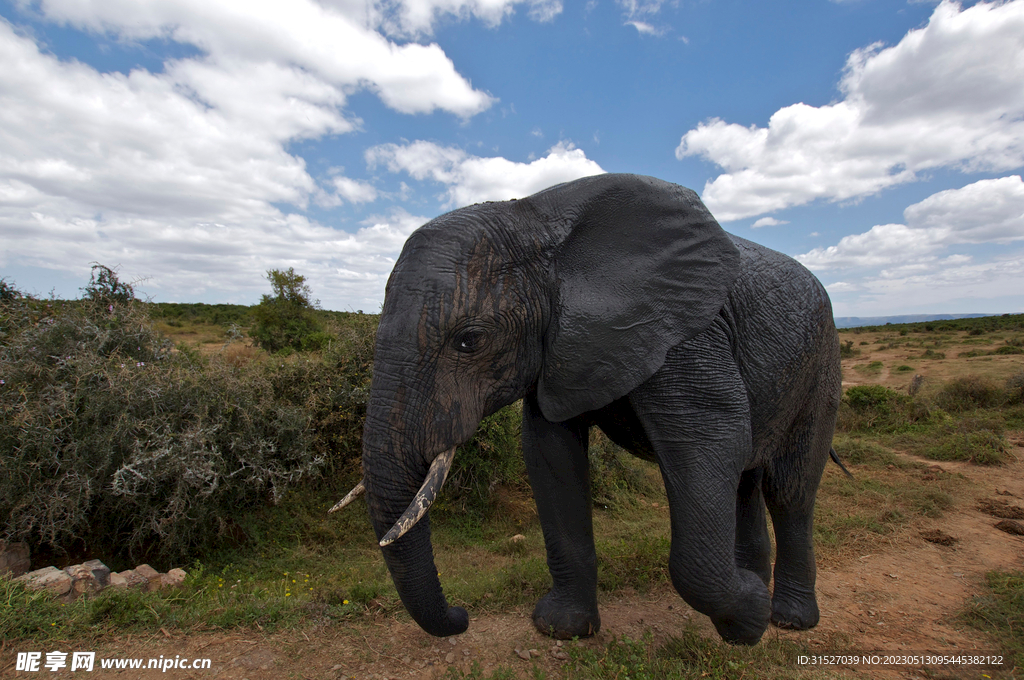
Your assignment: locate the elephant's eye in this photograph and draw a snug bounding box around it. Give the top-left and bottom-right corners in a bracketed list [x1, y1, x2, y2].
[453, 328, 487, 353]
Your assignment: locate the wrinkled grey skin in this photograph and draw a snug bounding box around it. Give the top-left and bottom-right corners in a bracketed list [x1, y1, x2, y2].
[361, 174, 840, 645]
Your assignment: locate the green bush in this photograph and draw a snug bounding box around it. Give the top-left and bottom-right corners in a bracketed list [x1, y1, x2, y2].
[0, 273, 332, 565]
[1007, 371, 1024, 405]
[838, 385, 923, 433]
[250, 268, 333, 354]
[934, 375, 1005, 412]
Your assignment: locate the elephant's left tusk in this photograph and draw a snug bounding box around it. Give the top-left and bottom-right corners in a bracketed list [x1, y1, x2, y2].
[379, 447, 456, 547]
[328, 479, 365, 513]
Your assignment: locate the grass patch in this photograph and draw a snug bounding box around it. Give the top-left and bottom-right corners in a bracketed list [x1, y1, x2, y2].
[961, 571, 1024, 671]
[924, 430, 1009, 465]
[560, 630, 813, 680]
[853, 360, 884, 374]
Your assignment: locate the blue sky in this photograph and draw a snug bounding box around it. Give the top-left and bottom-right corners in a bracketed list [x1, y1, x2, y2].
[1, 0, 1022, 316]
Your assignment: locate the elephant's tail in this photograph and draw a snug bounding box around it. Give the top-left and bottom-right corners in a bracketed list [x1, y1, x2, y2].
[829, 447, 854, 479]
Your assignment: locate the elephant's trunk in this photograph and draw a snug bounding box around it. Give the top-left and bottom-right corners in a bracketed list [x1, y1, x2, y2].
[361, 398, 468, 637]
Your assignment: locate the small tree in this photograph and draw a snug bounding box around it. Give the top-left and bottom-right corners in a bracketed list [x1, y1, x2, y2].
[250, 268, 331, 353]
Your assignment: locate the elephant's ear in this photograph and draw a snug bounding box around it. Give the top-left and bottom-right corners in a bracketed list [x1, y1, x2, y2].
[533, 174, 741, 423]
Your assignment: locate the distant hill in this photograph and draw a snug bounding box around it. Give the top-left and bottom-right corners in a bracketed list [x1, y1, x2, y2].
[834, 313, 998, 329]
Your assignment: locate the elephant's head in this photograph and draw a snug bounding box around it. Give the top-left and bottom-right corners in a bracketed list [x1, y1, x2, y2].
[341, 174, 741, 637]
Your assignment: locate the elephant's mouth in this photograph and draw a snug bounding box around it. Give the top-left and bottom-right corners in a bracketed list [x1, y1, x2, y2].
[329, 446, 456, 546]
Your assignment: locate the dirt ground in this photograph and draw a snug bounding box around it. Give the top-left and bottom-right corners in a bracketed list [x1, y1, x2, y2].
[8, 444, 1017, 680]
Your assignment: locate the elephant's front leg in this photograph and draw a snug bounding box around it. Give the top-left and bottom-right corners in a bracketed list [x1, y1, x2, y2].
[522, 391, 600, 639]
[629, 334, 771, 645]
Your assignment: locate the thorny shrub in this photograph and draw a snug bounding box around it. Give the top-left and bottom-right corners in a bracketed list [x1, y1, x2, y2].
[0, 269, 369, 565]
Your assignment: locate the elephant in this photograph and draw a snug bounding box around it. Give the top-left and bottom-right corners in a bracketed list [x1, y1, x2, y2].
[331, 173, 841, 645]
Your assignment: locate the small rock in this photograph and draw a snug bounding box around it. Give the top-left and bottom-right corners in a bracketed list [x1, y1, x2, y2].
[134, 564, 162, 591]
[516, 648, 531, 661]
[995, 519, 1024, 536]
[108, 572, 128, 589]
[920, 529, 957, 546]
[0, 540, 31, 578]
[117, 569, 149, 590]
[16, 566, 71, 596]
[82, 559, 111, 587]
[161, 569, 186, 588]
[551, 649, 568, 660]
[445, 652, 455, 664]
[509, 534, 526, 543]
[65, 563, 105, 599]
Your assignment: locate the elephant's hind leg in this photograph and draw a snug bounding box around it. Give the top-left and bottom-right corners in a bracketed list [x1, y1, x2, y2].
[763, 411, 833, 630]
[735, 467, 771, 586]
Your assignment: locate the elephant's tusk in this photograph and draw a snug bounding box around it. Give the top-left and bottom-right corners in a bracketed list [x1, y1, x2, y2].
[328, 479, 365, 514]
[379, 447, 456, 547]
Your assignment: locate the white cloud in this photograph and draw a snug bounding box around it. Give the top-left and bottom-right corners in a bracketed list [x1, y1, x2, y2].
[677, 0, 1024, 220]
[625, 20, 665, 36]
[14, 0, 496, 117]
[0, 0, 524, 308]
[330, 176, 380, 205]
[617, 0, 668, 35]
[902, 175, 1024, 244]
[374, 0, 562, 37]
[797, 175, 1024, 270]
[830, 253, 1024, 316]
[751, 216, 788, 228]
[366, 140, 605, 207]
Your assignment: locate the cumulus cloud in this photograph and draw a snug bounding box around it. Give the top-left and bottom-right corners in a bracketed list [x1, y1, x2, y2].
[374, 0, 563, 36]
[0, 0, 545, 308]
[751, 217, 788, 228]
[798, 175, 1024, 271]
[15, 0, 495, 117]
[677, 0, 1024, 220]
[325, 176, 380, 206]
[366, 140, 605, 207]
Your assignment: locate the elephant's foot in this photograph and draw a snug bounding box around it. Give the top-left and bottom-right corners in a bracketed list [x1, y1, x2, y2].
[707, 571, 772, 645]
[770, 588, 820, 630]
[532, 591, 600, 639]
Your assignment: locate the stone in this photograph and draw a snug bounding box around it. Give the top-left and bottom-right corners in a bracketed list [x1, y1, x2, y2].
[15, 566, 72, 596]
[161, 571, 185, 588]
[65, 563, 105, 599]
[995, 519, 1024, 536]
[0, 540, 31, 578]
[108, 572, 128, 589]
[82, 559, 111, 587]
[117, 569, 149, 590]
[165, 568, 187, 586]
[134, 564, 162, 591]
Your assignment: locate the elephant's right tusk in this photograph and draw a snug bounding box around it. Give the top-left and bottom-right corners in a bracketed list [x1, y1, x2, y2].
[379, 447, 456, 547]
[328, 479, 365, 514]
